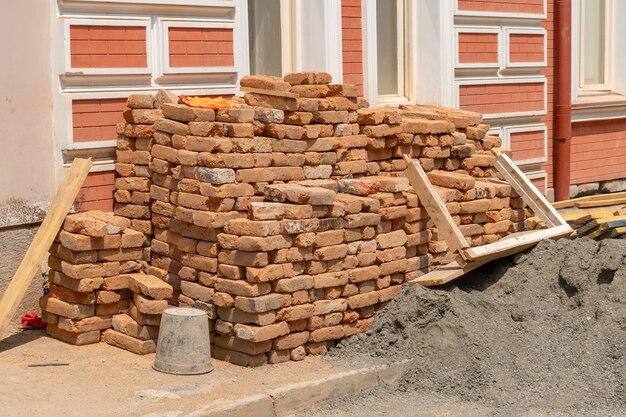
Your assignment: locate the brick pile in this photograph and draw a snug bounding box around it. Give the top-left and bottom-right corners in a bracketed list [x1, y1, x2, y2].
[397, 105, 527, 265]
[40, 211, 149, 345]
[114, 93, 165, 238]
[132, 71, 526, 366]
[42, 71, 531, 366]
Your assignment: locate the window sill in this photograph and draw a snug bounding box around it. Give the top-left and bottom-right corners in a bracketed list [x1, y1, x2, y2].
[572, 92, 626, 123]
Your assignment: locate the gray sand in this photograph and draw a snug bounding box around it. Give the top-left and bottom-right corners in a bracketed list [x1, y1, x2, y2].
[324, 238, 626, 416]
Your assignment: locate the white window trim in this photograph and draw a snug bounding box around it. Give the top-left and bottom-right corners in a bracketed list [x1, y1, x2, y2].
[504, 27, 548, 69]
[577, 0, 613, 92]
[503, 124, 548, 166]
[454, 0, 547, 20]
[158, 19, 237, 77]
[453, 76, 548, 120]
[454, 26, 502, 70]
[367, 0, 409, 106]
[63, 17, 153, 76]
[363, 0, 455, 108]
[243, 0, 342, 82]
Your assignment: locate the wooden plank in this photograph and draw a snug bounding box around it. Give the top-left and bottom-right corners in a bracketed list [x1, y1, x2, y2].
[402, 154, 470, 254]
[410, 259, 491, 286]
[576, 197, 626, 209]
[411, 228, 568, 286]
[601, 226, 626, 239]
[494, 152, 567, 227]
[576, 220, 599, 236]
[587, 219, 626, 240]
[554, 191, 626, 209]
[463, 224, 573, 262]
[240, 86, 299, 99]
[0, 158, 92, 339]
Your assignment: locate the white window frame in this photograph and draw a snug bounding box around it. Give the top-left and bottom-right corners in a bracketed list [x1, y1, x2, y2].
[63, 17, 153, 76]
[454, 26, 502, 70]
[363, 0, 455, 108]
[454, 0, 547, 19]
[453, 76, 548, 120]
[504, 27, 548, 69]
[376, 0, 407, 105]
[244, 0, 342, 81]
[503, 124, 548, 166]
[363, 0, 410, 107]
[577, 0, 613, 92]
[158, 19, 238, 77]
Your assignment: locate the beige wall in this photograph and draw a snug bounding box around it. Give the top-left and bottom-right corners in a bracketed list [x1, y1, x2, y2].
[0, 0, 55, 223]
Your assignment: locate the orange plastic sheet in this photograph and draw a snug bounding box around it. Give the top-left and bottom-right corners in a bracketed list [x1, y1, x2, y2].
[179, 95, 234, 109]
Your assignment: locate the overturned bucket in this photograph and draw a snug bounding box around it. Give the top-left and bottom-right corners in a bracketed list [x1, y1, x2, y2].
[153, 307, 213, 375]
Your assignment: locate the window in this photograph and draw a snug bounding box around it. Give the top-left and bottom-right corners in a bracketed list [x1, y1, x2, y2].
[376, 0, 406, 99]
[579, 0, 611, 91]
[247, 0, 283, 76]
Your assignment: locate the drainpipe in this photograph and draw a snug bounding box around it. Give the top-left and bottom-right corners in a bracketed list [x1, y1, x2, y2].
[554, 0, 572, 201]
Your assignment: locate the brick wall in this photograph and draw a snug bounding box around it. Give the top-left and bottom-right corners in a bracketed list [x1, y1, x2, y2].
[457, 0, 545, 15]
[168, 27, 234, 67]
[509, 33, 545, 63]
[458, 32, 499, 64]
[571, 119, 626, 184]
[509, 129, 546, 162]
[72, 98, 127, 142]
[70, 25, 147, 68]
[341, 0, 364, 95]
[459, 83, 545, 115]
[75, 171, 115, 212]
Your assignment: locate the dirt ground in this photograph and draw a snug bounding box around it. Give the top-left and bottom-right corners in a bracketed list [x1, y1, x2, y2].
[307, 238, 626, 417]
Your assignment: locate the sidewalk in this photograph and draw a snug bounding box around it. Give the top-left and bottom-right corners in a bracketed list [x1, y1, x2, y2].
[0, 330, 407, 417]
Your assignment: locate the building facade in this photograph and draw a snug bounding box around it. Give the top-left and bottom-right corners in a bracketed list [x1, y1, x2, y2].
[1, 0, 626, 221]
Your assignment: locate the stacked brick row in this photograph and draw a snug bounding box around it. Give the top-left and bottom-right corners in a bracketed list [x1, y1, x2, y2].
[395, 105, 527, 265]
[135, 72, 523, 367]
[114, 92, 173, 238]
[40, 211, 148, 345]
[43, 71, 532, 366]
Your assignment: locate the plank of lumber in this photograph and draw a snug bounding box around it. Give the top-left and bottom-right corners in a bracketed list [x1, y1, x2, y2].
[462, 224, 573, 262]
[494, 152, 567, 227]
[601, 226, 626, 239]
[585, 225, 607, 240]
[552, 191, 626, 209]
[0, 158, 92, 339]
[240, 86, 299, 99]
[412, 227, 571, 286]
[410, 259, 491, 286]
[576, 197, 626, 209]
[402, 154, 470, 254]
[575, 220, 599, 236]
[615, 206, 626, 216]
[586, 219, 626, 239]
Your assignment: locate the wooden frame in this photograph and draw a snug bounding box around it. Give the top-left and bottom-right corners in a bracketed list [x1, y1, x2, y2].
[402, 153, 572, 286]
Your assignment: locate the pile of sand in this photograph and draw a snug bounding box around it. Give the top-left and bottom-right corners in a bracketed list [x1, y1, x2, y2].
[331, 238, 626, 415]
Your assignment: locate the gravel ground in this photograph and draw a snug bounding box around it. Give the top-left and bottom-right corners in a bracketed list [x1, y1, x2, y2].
[304, 238, 626, 417]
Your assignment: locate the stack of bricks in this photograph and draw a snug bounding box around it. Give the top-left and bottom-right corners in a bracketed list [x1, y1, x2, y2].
[42, 71, 531, 366]
[136, 71, 520, 367]
[103, 270, 174, 355]
[114, 93, 167, 238]
[40, 211, 149, 345]
[395, 105, 526, 265]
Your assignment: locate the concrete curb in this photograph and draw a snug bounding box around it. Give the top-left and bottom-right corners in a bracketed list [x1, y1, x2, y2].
[183, 360, 411, 417]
